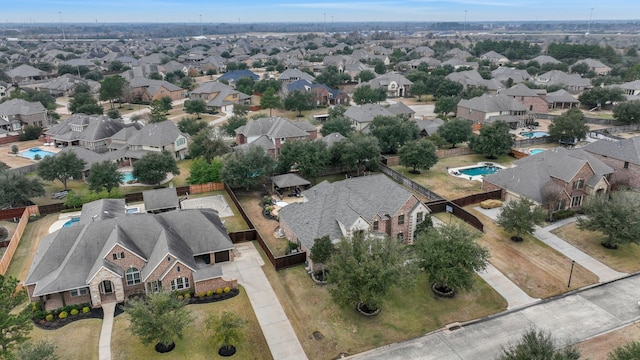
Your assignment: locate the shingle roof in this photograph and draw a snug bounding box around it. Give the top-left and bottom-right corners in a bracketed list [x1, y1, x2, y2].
[0, 98, 46, 116]
[457, 93, 527, 113]
[271, 173, 311, 189]
[127, 120, 185, 147]
[546, 89, 579, 104]
[584, 137, 640, 165]
[143, 188, 179, 212]
[344, 103, 394, 124]
[235, 117, 313, 140]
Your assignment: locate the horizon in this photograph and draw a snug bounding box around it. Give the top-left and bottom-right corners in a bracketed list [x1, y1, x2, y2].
[3, 1, 640, 24]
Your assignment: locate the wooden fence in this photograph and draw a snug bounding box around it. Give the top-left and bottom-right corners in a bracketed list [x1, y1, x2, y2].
[509, 148, 529, 159]
[0, 206, 39, 275]
[513, 137, 554, 148]
[0, 135, 20, 145]
[379, 164, 444, 201]
[436, 147, 475, 158]
[0, 207, 30, 221]
[452, 190, 502, 207]
[426, 200, 484, 232]
[8, 163, 40, 176]
[189, 182, 225, 194]
[39, 203, 65, 215]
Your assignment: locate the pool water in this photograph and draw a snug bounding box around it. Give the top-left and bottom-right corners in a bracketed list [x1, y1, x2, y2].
[520, 131, 549, 138]
[62, 217, 80, 228]
[530, 149, 545, 155]
[121, 171, 137, 183]
[459, 166, 501, 176]
[19, 148, 55, 160]
[126, 208, 139, 213]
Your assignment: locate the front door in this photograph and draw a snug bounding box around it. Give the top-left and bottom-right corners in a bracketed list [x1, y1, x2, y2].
[100, 280, 113, 294]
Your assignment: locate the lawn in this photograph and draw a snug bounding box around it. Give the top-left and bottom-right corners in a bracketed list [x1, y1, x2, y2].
[111, 286, 271, 360]
[29, 318, 102, 360]
[237, 193, 287, 256]
[6, 214, 58, 282]
[551, 222, 640, 273]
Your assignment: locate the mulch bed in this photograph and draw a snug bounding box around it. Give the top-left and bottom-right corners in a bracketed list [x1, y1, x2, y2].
[187, 288, 240, 304]
[33, 307, 104, 330]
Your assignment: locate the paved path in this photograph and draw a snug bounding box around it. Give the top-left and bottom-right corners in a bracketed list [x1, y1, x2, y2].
[477, 264, 539, 310]
[221, 242, 308, 360]
[349, 273, 640, 360]
[98, 302, 116, 360]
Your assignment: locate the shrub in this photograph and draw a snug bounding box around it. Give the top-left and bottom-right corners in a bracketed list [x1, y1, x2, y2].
[70, 309, 79, 316]
[33, 154, 41, 160]
[177, 295, 184, 300]
[198, 292, 206, 298]
[207, 290, 213, 297]
[184, 293, 191, 299]
[45, 314, 54, 322]
[82, 306, 90, 313]
[262, 196, 272, 206]
[553, 209, 575, 221]
[58, 311, 68, 319]
[10, 145, 18, 154]
[223, 286, 231, 293]
[215, 288, 223, 295]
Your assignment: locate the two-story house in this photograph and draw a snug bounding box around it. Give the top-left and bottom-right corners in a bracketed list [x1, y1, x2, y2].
[500, 83, 548, 113]
[0, 98, 48, 131]
[359, 72, 413, 98]
[456, 93, 528, 128]
[190, 81, 251, 113]
[234, 117, 317, 157]
[45, 114, 127, 152]
[110, 120, 189, 160]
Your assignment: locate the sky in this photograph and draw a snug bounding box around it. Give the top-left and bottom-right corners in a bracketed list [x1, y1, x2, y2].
[2, 0, 639, 24]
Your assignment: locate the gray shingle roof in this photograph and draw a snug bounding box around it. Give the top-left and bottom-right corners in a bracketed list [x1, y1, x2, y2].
[584, 137, 640, 165]
[457, 93, 527, 113]
[235, 117, 313, 140]
[127, 120, 186, 147]
[0, 98, 46, 116]
[143, 188, 179, 213]
[271, 173, 311, 189]
[344, 103, 394, 124]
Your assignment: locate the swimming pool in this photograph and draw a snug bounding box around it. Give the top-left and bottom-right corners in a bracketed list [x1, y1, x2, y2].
[520, 131, 549, 139]
[448, 162, 506, 181]
[529, 148, 545, 155]
[62, 217, 80, 228]
[126, 208, 139, 213]
[120, 171, 137, 183]
[459, 165, 501, 176]
[19, 148, 55, 160]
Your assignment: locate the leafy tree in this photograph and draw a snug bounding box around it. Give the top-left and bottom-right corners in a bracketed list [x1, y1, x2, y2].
[284, 90, 313, 117]
[327, 233, 417, 312]
[497, 328, 581, 360]
[132, 151, 179, 185]
[187, 157, 223, 184]
[374, 61, 386, 74]
[496, 197, 546, 241]
[37, 151, 86, 190]
[17, 340, 59, 360]
[84, 70, 103, 81]
[548, 108, 590, 142]
[177, 116, 207, 136]
[221, 115, 247, 137]
[259, 88, 281, 117]
[188, 129, 230, 162]
[10, 145, 18, 155]
[235, 77, 254, 96]
[609, 341, 640, 360]
[148, 101, 167, 123]
[277, 140, 330, 180]
[321, 116, 353, 137]
[310, 236, 333, 281]
[613, 100, 640, 124]
[106, 108, 121, 119]
[399, 139, 438, 174]
[124, 292, 193, 351]
[434, 79, 463, 98]
[69, 92, 103, 115]
[578, 87, 625, 109]
[18, 125, 43, 141]
[469, 121, 514, 159]
[437, 118, 472, 148]
[353, 85, 386, 105]
[414, 216, 433, 238]
[370, 116, 419, 154]
[354, 70, 375, 83]
[184, 99, 208, 119]
[415, 223, 489, 293]
[158, 96, 173, 112]
[220, 147, 275, 190]
[99, 75, 127, 109]
[577, 190, 640, 249]
[0, 168, 44, 208]
[0, 275, 32, 357]
[331, 134, 380, 176]
[315, 65, 351, 88]
[108, 60, 126, 72]
[207, 311, 247, 354]
[570, 62, 590, 75]
[411, 80, 428, 101]
[87, 161, 123, 193]
[253, 78, 281, 94]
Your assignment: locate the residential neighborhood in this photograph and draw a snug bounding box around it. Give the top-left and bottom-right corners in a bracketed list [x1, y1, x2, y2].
[1, 13, 640, 360]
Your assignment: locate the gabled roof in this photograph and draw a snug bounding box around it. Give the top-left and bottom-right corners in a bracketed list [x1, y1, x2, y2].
[584, 137, 640, 165]
[0, 98, 46, 116]
[535, 70, 592, 88]
[319, 132, 346, 147]
[546, 89, 579, 104]
[127, 120, 186, 147]
[45, 114, 125, 143]
[235, 117, 314, 140]
[129, 78, 183, 92]
[416, 118, 444, 136]
[457, 93, 527, 113]
[271, 173, 311, 189]
[387, 102, 415, 116]
[143, 188, 179, 213]
[6, 64, 48, 78]
[364, 72, 413, 88]
[218, 70, 259, 82]
[344, 103, 394, 124]
[501, 83, 540, 97]
[528, 55, 561, 65]
[278, 68, 315, 82]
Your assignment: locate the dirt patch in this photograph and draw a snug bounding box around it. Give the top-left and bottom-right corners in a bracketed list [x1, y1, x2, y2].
[575, 322, 640, 359]
[0, 139, 46, 168]
[6, 215, 59, 282]
[237, 193, 288, 256]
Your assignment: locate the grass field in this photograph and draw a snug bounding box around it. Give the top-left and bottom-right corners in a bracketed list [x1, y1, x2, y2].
[30, 318, 102, 360]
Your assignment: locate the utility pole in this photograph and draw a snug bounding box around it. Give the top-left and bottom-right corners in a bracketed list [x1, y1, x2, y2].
[587, 8, 594, 35]
[199, 14, 203, 36]
[463, 10, 467, 34]
[59, 11, 66, 41]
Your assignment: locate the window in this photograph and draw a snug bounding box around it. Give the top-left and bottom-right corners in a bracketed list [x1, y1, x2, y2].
[126, 268, 141, 286]
[176, 138, 186, 146]
[112, 252, 125, 260]
[149, 281, 160, 294]
[397, 215, 405, 225]
[70, 287, 88, 297]
[624, 161, 629, 169]
[373, 220, 379, 231]
[416, 212, 424, 223]
[171, 277, 190, 291]
[177, 266, 181, 272]
[572, 179, 584, 190]
[167, 256, 171, 262]
[571, 195, 583, 208]
[397, 232, 404, 241]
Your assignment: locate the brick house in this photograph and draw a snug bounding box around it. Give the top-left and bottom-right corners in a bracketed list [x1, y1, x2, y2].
[456, 93, 528, 127]
[482, 147, 612, 211]
[583, 137, 640, 190]
[190, 81, 251, 113]
[24, 197, 236, 310]
[500, 84, 548, 113]
[234, 117, 317, 157]
[279, 174, 430, 269]
[129, 78, 186, 102]
[0, 98, 48, 131]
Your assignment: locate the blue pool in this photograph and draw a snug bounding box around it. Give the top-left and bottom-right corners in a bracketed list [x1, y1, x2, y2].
[529, 148, 545, 155]
[62, 217, 80, 228]
[459, 165, 501, 176]
[121, 171, 137, 183]
[520, 131, 549, 139]
[19, 148, 55, 160]
[126, 208, 139, 214]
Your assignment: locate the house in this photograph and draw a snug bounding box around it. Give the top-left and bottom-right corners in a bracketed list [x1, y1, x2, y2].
[446, 70, 503, 93]
[528, 55, 562, 67]
[0, 98, 48, 131]
[500, 84, 548, 113]
[6, 64, 50, 84]
[456, 93, 528, 127]
[480, 51, 509, 66]
[129, 78, 186, 102]
[482, 147, 612, 210]
[217, 69, 259, 87]
[278, 68, 315, 84]
[0, 81, 15, 100]
[416, 118, 445, 137]
[534, 70, 593, 94]
[190, 81, 251, 113]
[386, 102, 415, 119]
[612, 80, 640, 99]
[583, 137, 640, 190]
[45, 114, 126, 152]
[491, 67, 531, 85]
[197, 55, 227, 74]
[344, 103, 394, 131]
[278, 174, 430, 267]
[441, 58, 479, 70]
[546, 89, 580, 110]
[283, 79, 350, 107]
[360, 72, 413, 98]
[234, 117, 317, 157]
[37, 74, 100, 97]
[572, 58, 611, 76]
[24, 198, 236, 310]
[109, 120, 189, 160]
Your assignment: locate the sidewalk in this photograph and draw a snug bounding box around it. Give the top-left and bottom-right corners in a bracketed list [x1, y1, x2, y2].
[476, 263, 539, 310]
[98, 302, 116, 360]
[221, 242, 308, 360]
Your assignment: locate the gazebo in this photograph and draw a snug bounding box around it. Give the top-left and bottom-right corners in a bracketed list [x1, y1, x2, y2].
[270, 173, 311, 198]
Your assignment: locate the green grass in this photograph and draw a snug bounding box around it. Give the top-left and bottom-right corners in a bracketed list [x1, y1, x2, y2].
[173, 159, 193, 186]
[6, 215, 58, 281]
[30, 318, 102, 360]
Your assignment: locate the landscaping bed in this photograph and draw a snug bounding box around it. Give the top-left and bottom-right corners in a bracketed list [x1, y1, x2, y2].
[32, 303, 103, 330]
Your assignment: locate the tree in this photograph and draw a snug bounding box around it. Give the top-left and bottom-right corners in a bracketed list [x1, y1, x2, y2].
[370, 115, 419, 154]
[0, 169, 45, 208]
[99, 75, 127, 109]
[332, 134, 381, 176]
[221, 115, 247, 137]
[548, 108, 590, 143]
[10, 145, 18, 155]
[108, 60, 126, 72]
[411, 81, 428, 101]
[177, 116, 207, 136]
[106, 108, 121, 119]
[609, 341, 640, 360]
[315, 66, 351, 88]
[17, 340, 59, 360]
[374, 61, 386, 74]
[497, 328, 581, 360]
[132, 151, 179, 185]
[327, 233, 416, 313]
[187, 157, 223, 184]
[577, 190, 640, 249]
[18, 125, 43, 141]
[277, 140, 330, 180]
[0, 275, 32, 357]
[541, 180, 565, 220]
[496, 197, 546, 242]
[320, 116, 353, 137]
[124, 292, 193, 352]
[578, 87, 625, 109]
[310, 236, 333, 281]
[613, 100, 640, 124]
[353, 85, 386, 105]
[207, 311, 247, 356]
[87, 161, 123, 194]
[415, 223, 489, 294]
[437, 118, 472, 148]
[355, 70, 375, 83]
[469, 121, 514, 159]
[188, 129, 230, 162]
[37, 151, 86, 190]
[69, 92, 103, 115]
[434, 79, 463, 98]
[235, 77, 254, 96]
[220, 147, 275, 190]
[148, 101, 168, 123]
[283, 90, 313, 117]
[184, 99, 207, 119]
[399, 139, 438, 174]
[259, 87, 281, 117]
